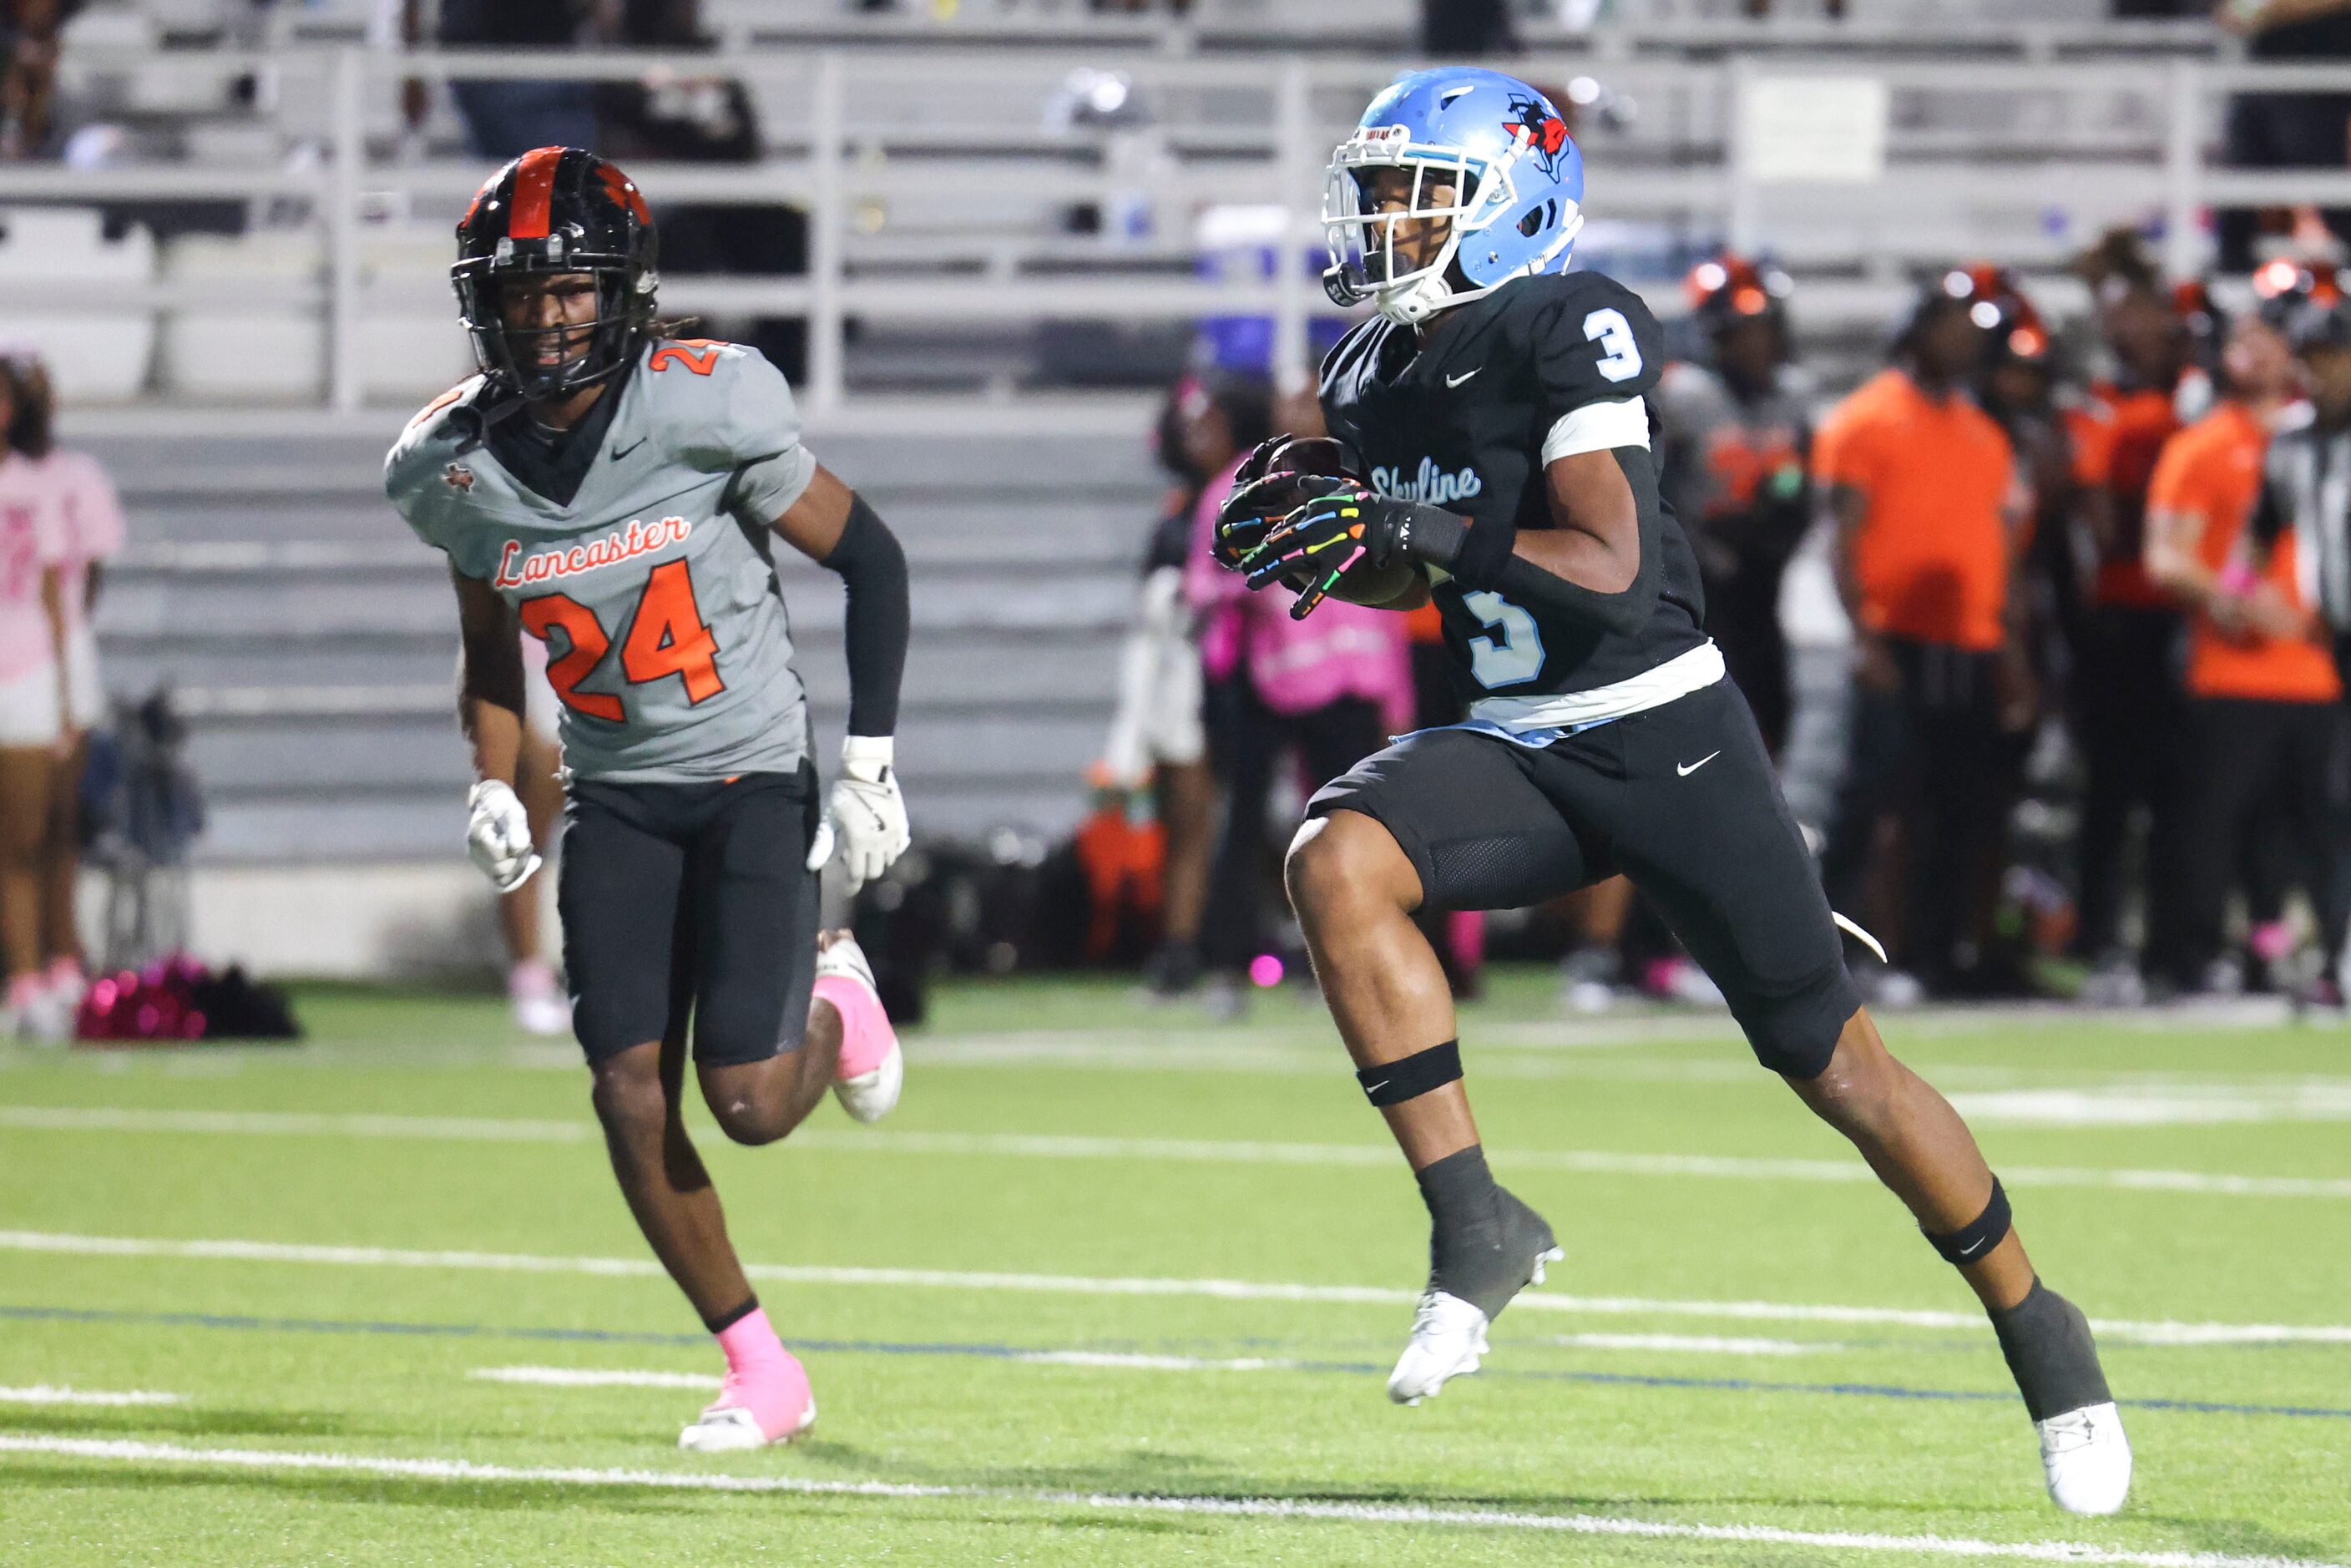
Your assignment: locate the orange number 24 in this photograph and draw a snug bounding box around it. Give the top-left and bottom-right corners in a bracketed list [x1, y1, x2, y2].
[519, 563, 724, 721]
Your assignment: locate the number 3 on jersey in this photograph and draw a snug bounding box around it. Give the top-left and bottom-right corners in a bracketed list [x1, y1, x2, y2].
[1583, 307, 1643, 383]
[1461, 589, 1545, 688]
[519, 560, 725, 721]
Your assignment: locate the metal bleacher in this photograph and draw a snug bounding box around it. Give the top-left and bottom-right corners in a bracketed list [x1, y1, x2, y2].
[83, 410, 1161, 863]
[28, 2, 2345, 873]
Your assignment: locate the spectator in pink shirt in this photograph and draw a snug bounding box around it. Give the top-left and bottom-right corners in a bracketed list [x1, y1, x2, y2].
[0, 359, 73, 1039]
[1185, 389, 1411, 1004]
[5, 354, 124, 1027]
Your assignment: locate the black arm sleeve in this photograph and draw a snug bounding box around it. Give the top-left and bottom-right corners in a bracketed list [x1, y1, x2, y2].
[818, 493, 910, 736]
[1485, 445, 1665, 640]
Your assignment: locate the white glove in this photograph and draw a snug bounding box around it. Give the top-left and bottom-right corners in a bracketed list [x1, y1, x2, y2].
[466, 778, 541, 893]
[806, 734, 911, 893]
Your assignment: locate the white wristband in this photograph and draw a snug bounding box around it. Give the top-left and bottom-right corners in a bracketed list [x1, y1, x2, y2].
[842, 735, 894, 770]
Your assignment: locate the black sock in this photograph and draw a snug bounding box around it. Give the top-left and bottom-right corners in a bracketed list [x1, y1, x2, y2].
[702, 1296, 761, 1335]
[1416, 1146, 1555, 1319]
[1991, 1279, 2111, 1423]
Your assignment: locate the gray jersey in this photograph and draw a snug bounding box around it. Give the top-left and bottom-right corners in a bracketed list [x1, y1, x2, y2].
[387, 340, 818, 783]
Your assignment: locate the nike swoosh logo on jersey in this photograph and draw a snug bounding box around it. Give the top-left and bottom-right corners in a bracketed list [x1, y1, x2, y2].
[1676, 751, 1721, 777]
[1444, 369, 1480, 387]
[611, 438, 646, 461]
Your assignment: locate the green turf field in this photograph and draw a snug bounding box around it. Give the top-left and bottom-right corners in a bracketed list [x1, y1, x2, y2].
[1, 969, 2346, 1565]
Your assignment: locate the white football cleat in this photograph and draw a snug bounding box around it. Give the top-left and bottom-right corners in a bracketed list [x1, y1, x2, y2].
[677, 1394, 817, 1453]
[2037, 1401, 2131, 1515]
[1387, 1242, 1560, 1406]
[1388, 1289, 1490, 1405]
[817, 933, 902, 1123]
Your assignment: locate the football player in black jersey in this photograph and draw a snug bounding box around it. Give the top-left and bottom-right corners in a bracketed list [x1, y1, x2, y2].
[1212, 68, 2130, 1515]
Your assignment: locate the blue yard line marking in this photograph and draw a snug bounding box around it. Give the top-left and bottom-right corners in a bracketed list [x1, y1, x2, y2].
[3, 1302, 2345, 1421]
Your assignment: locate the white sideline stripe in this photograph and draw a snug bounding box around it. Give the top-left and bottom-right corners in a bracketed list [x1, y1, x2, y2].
[474, 1367, 716, 1390]
[0, 1385, 183, 1407]
[0, 1433, 2328, 1568]
[6, 1105, 2348, 1201]
[7, 1228, 2349, 1348]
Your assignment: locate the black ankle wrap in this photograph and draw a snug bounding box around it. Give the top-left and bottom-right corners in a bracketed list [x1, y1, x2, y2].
[1359, 1040, 1462, 1107]
[1992, 1279, 2112, 1423]
[1416, 1146, 1557, 1320]
[1924, 1176, 2012, 1267]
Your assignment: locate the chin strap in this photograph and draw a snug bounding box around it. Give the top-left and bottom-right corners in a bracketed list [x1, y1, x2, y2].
[449, 388, 529, 455]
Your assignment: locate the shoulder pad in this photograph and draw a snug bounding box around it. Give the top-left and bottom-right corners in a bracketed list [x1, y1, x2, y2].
[1517, 270, 1664, 408]
[384, 377, 485, 508]
[638, 340, 807, 473]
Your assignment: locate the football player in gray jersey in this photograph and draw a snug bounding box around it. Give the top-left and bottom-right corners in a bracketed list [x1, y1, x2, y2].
[387, 148, 913, 1452]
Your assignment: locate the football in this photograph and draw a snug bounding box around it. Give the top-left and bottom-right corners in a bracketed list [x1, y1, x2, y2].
[1255, 435, 1422, 608]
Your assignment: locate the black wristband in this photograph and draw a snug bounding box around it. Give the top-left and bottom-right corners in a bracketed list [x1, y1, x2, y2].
[1394, 502, 1466, 570]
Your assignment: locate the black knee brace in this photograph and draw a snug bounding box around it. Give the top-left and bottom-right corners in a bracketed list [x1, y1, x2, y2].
[1358, 1040, 1462, 1106]
[1924, 1176, 2012, 1266]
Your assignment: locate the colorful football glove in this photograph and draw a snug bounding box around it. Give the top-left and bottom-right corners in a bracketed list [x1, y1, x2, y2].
[1237, 482, 1470, 620]
[1210, 433, 1368, 571]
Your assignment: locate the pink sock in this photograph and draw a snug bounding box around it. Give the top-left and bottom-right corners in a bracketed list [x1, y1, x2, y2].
[2249, 920, 2295, 964]
[713, 1307, 811, 1440]
[814, 973, 895, 1080]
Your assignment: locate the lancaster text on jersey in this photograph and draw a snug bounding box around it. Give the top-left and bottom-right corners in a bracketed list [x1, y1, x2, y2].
[493, 514, 693, 590]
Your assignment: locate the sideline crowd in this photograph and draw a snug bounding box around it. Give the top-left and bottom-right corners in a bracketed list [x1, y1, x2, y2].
[1099, 234, 2351, 1013]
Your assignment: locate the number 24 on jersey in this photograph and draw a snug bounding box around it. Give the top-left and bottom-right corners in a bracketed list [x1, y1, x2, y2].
[520, 561, 724, 721]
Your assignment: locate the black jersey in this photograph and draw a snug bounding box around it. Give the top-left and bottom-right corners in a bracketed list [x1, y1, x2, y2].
[1321, 271, 1707, 706]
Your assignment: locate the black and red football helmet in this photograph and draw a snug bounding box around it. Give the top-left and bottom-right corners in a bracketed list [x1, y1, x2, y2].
[453, 146, 660, 398]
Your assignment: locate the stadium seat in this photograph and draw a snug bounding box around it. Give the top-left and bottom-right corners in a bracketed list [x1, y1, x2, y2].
[0, 207, 156, 402]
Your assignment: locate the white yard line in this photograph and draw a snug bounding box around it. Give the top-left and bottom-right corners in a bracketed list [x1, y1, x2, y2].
[473, 1367, 715, 1390]
[4, 1228, 2346, 1347]
[0, 1432, 2330, 1567]
[467, 1331, 1827, 1389]
[4, 1105, 2346, 1200]
[1545, 1333, 1827, 1355]
[0, 1386, 182, 1407]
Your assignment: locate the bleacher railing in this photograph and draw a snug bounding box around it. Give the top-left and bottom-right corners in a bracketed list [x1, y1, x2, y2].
[13, 43, 2351, 412]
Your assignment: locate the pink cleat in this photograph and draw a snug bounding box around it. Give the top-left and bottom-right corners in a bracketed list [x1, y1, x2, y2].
[813, 933, 901, 1123]
[680, 1309, 815, 1451]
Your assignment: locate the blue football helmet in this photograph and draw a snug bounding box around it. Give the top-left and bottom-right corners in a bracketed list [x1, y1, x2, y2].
[1323, 68, 1586, 326]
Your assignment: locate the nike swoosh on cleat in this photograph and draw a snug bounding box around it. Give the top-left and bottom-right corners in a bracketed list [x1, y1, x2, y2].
[1444, 369, 1480, 387]
[1676, 751, 1722, 777]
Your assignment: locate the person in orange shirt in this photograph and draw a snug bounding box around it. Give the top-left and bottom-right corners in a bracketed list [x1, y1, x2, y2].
[2071, 271, 2197, 979]
[2145, 298, 2348, 997]
[1816, 278, 2035, 998]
